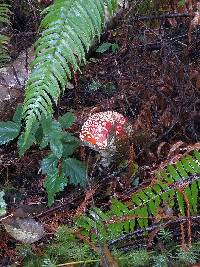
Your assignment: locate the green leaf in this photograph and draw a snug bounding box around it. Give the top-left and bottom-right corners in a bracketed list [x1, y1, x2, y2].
[106, 0, 118, 16]
[0, 191, 6, 216]
[96, 42, 112, 53]
[62, 158, 86, 186]
[62, 141, 79, 158]
[40, 154, 58, 174]
[58, 112, 76, 129]
[62, 132, 79, 143]
[12, 104, 23, 123]
[22, 0, 117, 135]
[0, 121, 20, 144]
[111, 43, 119, 52]
[17, 131, 36, 157]
[44, 168, 68, 206]
[42, 117, 63, 158]
[110, 199, 129, 216]
[178, 0, 185, 7]
[50, 138, 63, 159]
[17, 120, 39, 156]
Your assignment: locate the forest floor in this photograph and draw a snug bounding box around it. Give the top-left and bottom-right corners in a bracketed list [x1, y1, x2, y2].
[0, 3, 200, 266]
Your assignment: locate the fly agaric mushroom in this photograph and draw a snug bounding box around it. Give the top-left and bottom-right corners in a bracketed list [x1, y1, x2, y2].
[80, 111, 132, 166]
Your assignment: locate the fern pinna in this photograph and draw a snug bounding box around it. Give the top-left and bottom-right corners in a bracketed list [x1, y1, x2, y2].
[0, 4, 11, 66]
[76, 151, 200, 242]
[22, 0, 118, 145]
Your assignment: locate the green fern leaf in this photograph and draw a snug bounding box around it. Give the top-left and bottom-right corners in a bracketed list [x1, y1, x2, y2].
[0, 191, 7, 216]
[22, 0, 118, 148]
[0, 4, 11, 66]
[106, 0, 118, 15]
[76, 151, 200, 242]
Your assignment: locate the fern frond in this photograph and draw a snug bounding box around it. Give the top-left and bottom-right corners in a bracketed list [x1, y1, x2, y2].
[0, 4, 11, 66]
[22, 0, 118, 143]
[76, 151, 200, 242]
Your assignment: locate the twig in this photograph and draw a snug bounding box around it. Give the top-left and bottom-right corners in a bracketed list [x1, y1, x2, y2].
[109, 215, 200, 247]
[130, 13, 190, 22]
[11, 31, 37, 37]
[56, 259, 99, 266]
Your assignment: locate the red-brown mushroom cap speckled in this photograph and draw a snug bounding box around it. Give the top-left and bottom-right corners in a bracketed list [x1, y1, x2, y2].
[80, 111, 130, 150]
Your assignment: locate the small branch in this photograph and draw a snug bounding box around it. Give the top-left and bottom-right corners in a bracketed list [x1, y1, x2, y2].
[56, 259, 99, 266]
[130, 13, 190, 22]
[11, 31, 37, 38]
[109, 215, 200, 247]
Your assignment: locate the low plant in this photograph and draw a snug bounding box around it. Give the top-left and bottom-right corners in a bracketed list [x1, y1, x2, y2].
[75, 151, 200, 243]
[0, 190, 6, 216]
[96, 42, 119, 53]
[0, 105, 86, 205]
[0, 3, 11, 66]
[20, 225, 200, 266]
[0, 0, 118, 206]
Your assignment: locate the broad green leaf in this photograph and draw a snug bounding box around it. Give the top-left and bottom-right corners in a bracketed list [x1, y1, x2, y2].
[44, 169, 68, 206]
[62, 132, 79, 143]
[0, 121, 20, 145]
[50, 138, 63, 159]
[12, 104, 23, 124]
[0, 191, 6, 216]
[111, 43, 119, 52]
[18, 131, 36, 157]
[18, 121, 38, 156]
[62, 141, 79, 158]
[58, 112, 75, 129]
[41, 117, 63, 158]
[40, 154, 58, 174]
[96, 42, 112, 53]
[62, 158, 86, 186]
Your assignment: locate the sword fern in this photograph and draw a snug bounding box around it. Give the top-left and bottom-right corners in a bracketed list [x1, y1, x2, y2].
[0, 4, 11, 66]
[76, 150, 200, 243]
[22, 0, 118, 145]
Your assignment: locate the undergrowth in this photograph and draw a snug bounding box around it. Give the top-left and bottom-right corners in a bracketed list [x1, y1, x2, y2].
[20, 226, 200, 267]
[0, 0, 118, 205]
[75, 151, 200, 244]
[0, 3, 11, 66]
[20, 151, 200, 266]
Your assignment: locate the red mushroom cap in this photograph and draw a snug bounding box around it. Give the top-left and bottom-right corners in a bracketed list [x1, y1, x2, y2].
[80, 111, 130, 150]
